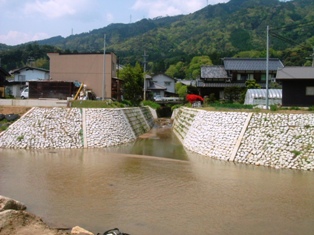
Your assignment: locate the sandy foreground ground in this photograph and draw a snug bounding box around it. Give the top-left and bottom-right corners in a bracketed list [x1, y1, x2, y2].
[0, 195, 72, 235]
[0, 106, 31, 115]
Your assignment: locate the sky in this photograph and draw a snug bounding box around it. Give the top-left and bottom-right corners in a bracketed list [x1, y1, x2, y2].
[0, 0, 230, 46]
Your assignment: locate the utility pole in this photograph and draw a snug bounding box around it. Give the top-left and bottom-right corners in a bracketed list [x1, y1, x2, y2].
[266, 25, 270, 110]
[143, 50, 148, 100]
[102, 34, 106, 100]
[312, 47, 314, 67]
[27, 57, 34, 67]
[306, 47, 314, 67]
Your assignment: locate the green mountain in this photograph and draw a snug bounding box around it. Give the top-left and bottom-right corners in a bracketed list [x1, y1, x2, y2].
[1, 0, 314, 71]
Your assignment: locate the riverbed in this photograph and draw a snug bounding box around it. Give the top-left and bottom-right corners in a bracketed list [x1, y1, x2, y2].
[1, 127, 314, 235]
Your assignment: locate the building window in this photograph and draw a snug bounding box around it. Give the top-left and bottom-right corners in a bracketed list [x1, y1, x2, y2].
[164, 81, 171, 86]
[237, 74, 248, 81]
[306, 87, 314, 96]
[18, 75, 26, 81]
[261, 74, 275, 82]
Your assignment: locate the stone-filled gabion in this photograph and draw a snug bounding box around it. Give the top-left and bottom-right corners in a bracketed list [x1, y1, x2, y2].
[0, 107, 83, 149]
[0, 107, 153, 150]
[85, 108, 136, 148]
[235, 113, 314, 170]
[182, 110, 248, 161]
[173, 107, 314, 171]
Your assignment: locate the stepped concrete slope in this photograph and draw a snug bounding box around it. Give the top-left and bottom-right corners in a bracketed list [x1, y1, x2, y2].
[173, 107, 314, 171]
[0, 107, 155, 149]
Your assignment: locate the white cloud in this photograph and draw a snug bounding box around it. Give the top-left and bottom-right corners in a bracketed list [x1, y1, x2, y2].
[0, 31, 49, 45]
[23, 0, 89, 19]
[132, 0, 229, 18]
[106, 13, 114, 23]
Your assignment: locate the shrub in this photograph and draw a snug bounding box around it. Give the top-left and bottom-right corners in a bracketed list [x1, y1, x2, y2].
[270, 105, 278, 111]
[141, 100, 160, 109]
[308, 106, 314, 111]
[70, 100, 127, 108]
[209, 102, 253, 109]
[171, 104, 183, 111]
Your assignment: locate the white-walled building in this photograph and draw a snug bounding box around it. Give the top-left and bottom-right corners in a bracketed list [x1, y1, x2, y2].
[8, 66, 50, 98]
[147, 74, 177, 98]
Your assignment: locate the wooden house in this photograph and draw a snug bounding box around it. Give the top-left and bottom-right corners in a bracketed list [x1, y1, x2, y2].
[0, 67, 10, 98]
[198, 58, 284, 100]
[276, 66, 314, 107]
[9, 66, 50, 98]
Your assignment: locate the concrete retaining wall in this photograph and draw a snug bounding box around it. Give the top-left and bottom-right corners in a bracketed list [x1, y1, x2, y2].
[173, 107, 314, 171]
[0, 106, 155, 149]
[0, 99, 68, 107]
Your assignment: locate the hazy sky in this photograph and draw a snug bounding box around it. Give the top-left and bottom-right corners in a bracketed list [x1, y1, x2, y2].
[0, 0, 230, 46]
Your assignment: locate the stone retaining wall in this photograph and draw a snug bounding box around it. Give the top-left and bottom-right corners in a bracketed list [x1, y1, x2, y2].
[173, 107, 314, 171]
[0, 106, 155, 149]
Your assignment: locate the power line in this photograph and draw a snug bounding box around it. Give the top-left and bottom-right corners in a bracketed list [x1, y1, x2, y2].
[270, 20, 314, 31]
[270, 32, 302, 47]
[270, 31, 312, 50]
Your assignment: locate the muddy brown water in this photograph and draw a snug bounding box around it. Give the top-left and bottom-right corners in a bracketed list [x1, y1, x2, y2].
[1, 126, 314, 235]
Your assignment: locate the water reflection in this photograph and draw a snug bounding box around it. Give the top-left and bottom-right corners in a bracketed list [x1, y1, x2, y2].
[104, 126, 188, 161]
[1, 126, 314, 235]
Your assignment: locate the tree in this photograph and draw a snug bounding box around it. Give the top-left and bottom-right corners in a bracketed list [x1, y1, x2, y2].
[119, 62, 143, 105]
[175, 82, 188, 98]
[239, 79, 261, 103]
[186, 56, 213, 79]
[245, 79, 261, 89]
[165, 61, 186, 78]
[224, 86, 243, 103]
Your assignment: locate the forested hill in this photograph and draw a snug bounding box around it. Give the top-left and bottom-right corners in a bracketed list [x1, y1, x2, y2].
[1, 0, 314, 72]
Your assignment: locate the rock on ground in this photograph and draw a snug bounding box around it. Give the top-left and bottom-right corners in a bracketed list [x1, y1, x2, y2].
[0, 210, 70, 235]
[0, 195, 27, 212]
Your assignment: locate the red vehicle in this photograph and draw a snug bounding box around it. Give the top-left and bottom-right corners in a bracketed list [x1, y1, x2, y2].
[186, 94, 204, 103]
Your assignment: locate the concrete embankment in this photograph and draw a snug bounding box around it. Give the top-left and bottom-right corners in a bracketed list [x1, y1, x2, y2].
[173, 107, 314, 171]
[0, 106, 155, 149]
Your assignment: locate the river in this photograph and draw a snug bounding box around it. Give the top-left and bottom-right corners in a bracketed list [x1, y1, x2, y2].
[1, 126, 314, 234]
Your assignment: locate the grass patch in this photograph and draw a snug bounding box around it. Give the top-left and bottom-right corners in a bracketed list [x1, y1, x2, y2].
[141, 100, 160, 109]
[291, 150, 301, 157]
[308, 106, 314, 111]
[70, 100, 127, 108]
[270, 105, 278, 111]
[206, 102, 254, 110]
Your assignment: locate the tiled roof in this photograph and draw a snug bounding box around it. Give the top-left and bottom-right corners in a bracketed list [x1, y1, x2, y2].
[177, 79, 197, 86]
[147, 82, 166, 90]
[9, 66, 49, 74]
[223, 58, 284, 71]
[201, 66, 229, 79]
[276, 66, 314, 79]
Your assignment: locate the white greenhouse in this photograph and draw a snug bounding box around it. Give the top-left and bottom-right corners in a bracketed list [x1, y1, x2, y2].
[244, 89, 282, 106]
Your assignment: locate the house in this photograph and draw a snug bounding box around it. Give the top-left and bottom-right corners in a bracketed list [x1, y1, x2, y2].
[198, 58, 284, 100]
[0, 67, 10, 98]
[8, 66, 49, 98]
[47, 52, 122, 101]
[147, 74, 177, 98]
[276, 66, 314, 107]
